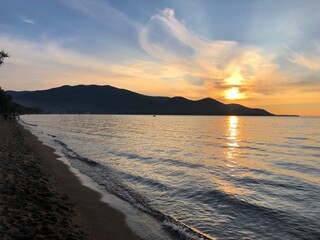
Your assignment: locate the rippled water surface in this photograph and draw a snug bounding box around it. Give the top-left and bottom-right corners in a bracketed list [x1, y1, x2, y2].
[21, 115, 320, 239]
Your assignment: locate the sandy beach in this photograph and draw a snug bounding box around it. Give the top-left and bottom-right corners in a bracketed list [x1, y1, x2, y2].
[0, 118, 142, 240]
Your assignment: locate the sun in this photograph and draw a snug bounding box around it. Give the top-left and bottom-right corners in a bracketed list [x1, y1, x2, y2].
[225, 87, 243, 100]
[223, 70, 246, 100]
[225, 70, 244, 86]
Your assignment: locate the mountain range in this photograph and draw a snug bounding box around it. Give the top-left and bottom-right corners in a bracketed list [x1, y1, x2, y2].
[7, 85, 274, 116]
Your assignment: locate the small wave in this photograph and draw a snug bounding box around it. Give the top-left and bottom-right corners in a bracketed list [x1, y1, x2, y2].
[110, 150, 205, 170]
[274, 162, 320, 176]
[119, 172, 172, 192]
[238, 146, 267, 152]
[54, 139, 98, 166]
[110, 151, 152, 161]
[237, 176, 312, 192]
[221, 144, 268, 152]
[54, 139, 213, 240]
[19, 119, 37, 127]
[163, 216, 213, 240]
[300, 145, 320, 150]
[287, 137, 310, 140]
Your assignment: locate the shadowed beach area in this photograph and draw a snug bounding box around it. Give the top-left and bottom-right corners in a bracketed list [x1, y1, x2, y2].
[0, 118, 142, 240]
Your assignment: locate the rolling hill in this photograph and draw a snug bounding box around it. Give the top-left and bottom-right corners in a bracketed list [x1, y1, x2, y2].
[7, 85, 273, 116]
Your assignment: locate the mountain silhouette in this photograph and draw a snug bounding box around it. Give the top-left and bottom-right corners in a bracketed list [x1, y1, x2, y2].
[7, 85, 273, 116]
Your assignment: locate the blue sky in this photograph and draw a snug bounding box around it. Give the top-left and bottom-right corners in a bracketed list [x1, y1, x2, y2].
[0, 0, 319, 115]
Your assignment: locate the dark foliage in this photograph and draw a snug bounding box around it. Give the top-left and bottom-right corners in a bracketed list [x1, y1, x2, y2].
[0, 88, 39, 114]
[0, 50, 9, 66]
[0, 87, 14, 113]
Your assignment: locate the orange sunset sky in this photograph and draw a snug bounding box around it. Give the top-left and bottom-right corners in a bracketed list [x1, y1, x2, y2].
[0, 0, 319, 116]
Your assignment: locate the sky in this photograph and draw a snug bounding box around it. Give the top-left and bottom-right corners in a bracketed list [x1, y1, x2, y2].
[0, 0, 319, 116]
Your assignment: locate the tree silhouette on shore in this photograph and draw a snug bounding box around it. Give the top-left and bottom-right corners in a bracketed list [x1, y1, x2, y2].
[0, 50, 12, 114]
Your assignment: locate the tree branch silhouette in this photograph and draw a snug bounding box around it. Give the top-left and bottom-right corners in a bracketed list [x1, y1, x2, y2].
[0, 50, 9, 66]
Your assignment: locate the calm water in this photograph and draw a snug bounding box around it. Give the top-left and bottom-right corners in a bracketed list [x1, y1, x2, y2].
[21, 115, 320, 239]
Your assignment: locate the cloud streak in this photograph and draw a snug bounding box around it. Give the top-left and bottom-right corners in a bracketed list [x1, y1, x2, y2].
[22, 18, 35, 24]
[290, 41, 320, 70]
[60, 0, 141, 30]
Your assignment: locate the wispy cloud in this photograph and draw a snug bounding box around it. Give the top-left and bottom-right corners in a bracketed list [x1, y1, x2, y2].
[290, 41, 320, 70]
[60, 0, 141, 30]
[22, 18, 35, 24]
[57, 0, 144, 61]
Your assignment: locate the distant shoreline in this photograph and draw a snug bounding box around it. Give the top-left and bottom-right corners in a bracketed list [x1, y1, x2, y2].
[21, 112, 300, 117]
[273, 115, 300, 117]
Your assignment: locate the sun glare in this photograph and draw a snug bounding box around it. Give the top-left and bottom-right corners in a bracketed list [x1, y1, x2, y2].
[225, 87, 242, 100]
[225, 70, 244, 86]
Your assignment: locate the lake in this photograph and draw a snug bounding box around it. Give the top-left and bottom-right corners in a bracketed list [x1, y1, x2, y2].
[20, 115, 320, 239]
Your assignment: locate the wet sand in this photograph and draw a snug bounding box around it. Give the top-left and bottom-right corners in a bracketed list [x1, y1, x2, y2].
[0, 118, 142, 240]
